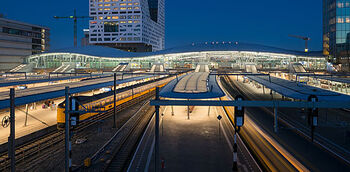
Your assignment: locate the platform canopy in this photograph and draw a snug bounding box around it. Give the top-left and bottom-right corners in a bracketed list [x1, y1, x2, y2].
[249, 76, 350, 102]
[0, 75, 153, 110]
[160, 73, 225, 99]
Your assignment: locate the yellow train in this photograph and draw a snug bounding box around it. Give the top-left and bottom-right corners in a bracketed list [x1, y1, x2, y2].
[57, 78, 169, 129]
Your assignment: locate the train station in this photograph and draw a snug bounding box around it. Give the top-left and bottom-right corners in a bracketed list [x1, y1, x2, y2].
[1, 0, 350, 171]
[1, 41, 350, 171]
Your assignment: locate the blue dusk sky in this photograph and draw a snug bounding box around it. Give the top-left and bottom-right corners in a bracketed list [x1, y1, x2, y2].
[1, 0, 322, 51]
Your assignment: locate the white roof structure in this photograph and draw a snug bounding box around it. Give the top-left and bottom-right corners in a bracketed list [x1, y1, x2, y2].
[43, 42, 323, 58]
[26, 42, 326, 70]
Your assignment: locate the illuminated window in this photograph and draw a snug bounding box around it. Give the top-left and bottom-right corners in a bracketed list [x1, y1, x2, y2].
[98, 0, 103, 2]
[134, 2, 139, 5]
[104, 4, 111, 6]
[114, 7, 119, 10]
[128, 20, 132, 23]
[134, 7, 140, 9]
[128, 3, 132, 5]
[104, 0, 111, 2]
[112, 16, 119, 19]
[134, 20, 140, 23]
[346, 17, 350, 23]
[120, 21, 126, 23]
[99, 16, 103, 20]
[120, 3, 126, 6]
[112, 0, 118, 1]
[98, 8, 103, 11]
[128, 7, 132, 10]
[98, 4, 103, 6]
[104, 8, 111, 10]
[107, 16, 111, 19]
[337, 2, 344, 8]
[337, 17, 344, 23]
[120, 7, 126, 10]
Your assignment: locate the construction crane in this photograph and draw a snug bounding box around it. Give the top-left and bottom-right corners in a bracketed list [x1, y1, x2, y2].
[289, 35, 311, 53]
[54, 9, 91, 47]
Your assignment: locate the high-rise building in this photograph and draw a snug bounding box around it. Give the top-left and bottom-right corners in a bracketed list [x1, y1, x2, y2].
[0, 17, 50, 70]
[88, 0, 165, 52]
[323, 0, 350, 71]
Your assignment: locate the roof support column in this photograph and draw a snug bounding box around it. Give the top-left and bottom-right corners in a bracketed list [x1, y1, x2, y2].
[99, 58, 102, 69]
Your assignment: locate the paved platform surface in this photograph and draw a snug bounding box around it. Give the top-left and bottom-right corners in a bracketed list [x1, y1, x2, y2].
[0, 101, 58, 144]
[148, 105, 233, 172]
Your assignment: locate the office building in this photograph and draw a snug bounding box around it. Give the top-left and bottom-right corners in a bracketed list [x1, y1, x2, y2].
[0, 17, 50, 70]
[88, 0, 165, 52]
[323, 0, 350, 71]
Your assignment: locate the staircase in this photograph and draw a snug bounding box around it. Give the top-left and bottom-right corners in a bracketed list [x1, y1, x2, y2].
[10, 64, 26, 72]
[9, 63, 35, 73]
[53, 63, 75, 73]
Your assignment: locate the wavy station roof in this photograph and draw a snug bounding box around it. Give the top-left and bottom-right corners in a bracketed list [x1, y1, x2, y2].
[44, 42, 323, 58]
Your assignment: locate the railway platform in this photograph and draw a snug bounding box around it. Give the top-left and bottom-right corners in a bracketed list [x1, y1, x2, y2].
[147, 105, 234, 172]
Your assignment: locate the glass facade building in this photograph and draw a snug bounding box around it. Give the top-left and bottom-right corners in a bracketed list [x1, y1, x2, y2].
[323, 0, 350, 71]
[88, 0, 165, 52]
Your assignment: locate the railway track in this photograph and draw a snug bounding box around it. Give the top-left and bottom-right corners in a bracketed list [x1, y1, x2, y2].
[105, 108, 153, 172]
[222, 75, 350, 168]
[82, 100, 155, 171]
[0, 88, 157, 171]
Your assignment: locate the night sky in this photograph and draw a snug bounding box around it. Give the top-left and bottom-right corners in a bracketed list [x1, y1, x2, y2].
[1, 0, 322, 51]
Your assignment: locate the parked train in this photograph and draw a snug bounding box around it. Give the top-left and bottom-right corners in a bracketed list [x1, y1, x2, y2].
[57, 76, 171, 129]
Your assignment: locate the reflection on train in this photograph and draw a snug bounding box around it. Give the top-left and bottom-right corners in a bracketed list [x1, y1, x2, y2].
[57, 75, 174, 129]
